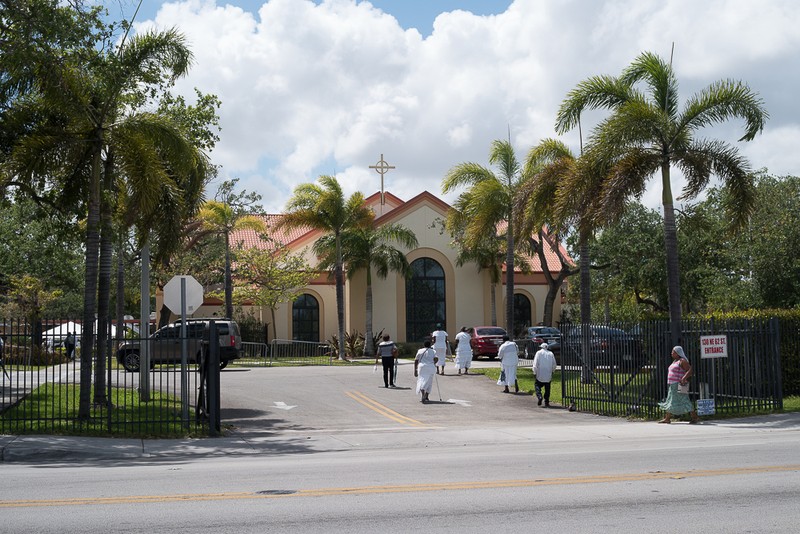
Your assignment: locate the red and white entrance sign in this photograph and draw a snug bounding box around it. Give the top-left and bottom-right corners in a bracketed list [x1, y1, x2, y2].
[700, 335, 728, 359]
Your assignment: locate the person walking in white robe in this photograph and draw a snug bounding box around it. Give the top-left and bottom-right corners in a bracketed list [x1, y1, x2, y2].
[497, 335, 519, 393]
[454, 327, 473, 375]
[431, 324, 450, 375]
[414, 340, 438, 403]
[532, 342, 557, 407]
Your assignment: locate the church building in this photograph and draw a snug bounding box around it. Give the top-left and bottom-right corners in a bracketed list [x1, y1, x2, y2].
[193, 187, 570, 345]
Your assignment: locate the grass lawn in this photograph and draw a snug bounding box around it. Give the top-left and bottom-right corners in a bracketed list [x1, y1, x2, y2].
[1, 383, 205, 438]
[469, 366, 564, 406]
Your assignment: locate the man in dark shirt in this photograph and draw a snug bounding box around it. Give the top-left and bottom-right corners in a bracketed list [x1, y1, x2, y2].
[375, 334, 399, 388]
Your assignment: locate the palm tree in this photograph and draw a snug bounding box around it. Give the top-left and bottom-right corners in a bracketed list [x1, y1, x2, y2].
[276, 176, 374, 359]
[2, 12, 198, 417]
[315, 223, 418, 356]
[198, 200, 267, 319]
[442, 139, 526, 336]
[517, 139, 599, 326]
[556, 51, 767, 344]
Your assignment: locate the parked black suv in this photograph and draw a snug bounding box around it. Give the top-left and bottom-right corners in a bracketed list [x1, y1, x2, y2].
[561, 325, 645, 370]
[116, 318, 242, 372]
[520, 326, 561, 358]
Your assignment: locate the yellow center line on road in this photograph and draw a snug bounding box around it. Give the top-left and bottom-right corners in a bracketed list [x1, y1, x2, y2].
[344, 390, 427, 427]
[2, 465, 798, 508]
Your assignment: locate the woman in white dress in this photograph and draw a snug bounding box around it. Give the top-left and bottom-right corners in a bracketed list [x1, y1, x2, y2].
[454, 327, 473, 375]
[414, 340, 438, 403]
[497, 335, 519, 393]
[431, 324, 449, 375]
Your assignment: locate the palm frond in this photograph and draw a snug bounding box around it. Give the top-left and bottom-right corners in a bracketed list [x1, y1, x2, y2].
[679, 79, 768, 141]
[442, 162, 495, 193]
[620, 51, 679, 118]
[555, 75, 636, 134]
[600, 148, 660, 222]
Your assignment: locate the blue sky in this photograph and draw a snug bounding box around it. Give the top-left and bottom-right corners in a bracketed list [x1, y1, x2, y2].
[134, 1, 512, 37]
[120, 1, 799, 213]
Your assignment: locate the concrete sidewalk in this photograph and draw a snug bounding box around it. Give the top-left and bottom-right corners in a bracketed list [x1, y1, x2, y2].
[3, 411, 799, 464]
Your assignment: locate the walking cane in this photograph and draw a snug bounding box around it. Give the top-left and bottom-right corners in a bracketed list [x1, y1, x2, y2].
[434, 371, 443, 402]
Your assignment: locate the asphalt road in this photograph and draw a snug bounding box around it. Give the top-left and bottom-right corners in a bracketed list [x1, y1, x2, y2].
[3, 363, 800, 533]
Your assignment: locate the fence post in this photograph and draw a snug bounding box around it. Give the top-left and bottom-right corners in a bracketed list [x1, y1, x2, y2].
[771, 317, 783, 410]
[207, 321, 221, 436]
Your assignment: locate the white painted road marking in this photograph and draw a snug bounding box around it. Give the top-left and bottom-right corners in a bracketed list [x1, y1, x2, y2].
[273, 401, 297, 410]
[447, 399, 471, 407]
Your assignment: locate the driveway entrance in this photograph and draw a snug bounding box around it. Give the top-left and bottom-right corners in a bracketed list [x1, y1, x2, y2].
[219, 361, 585, 436]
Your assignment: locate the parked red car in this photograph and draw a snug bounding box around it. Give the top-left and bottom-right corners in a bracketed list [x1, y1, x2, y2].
[469, 326, 508, 359]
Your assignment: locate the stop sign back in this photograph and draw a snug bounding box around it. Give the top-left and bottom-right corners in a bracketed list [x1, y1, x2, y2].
[163, 275, 204, 315]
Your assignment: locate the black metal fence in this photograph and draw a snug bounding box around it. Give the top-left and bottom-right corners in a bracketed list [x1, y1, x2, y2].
[235, 340, 348, 366]
[1, 317, 212, 436]
[559, 318, 785, 418]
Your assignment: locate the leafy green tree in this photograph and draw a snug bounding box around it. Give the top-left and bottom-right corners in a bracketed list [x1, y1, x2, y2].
[442, 140, 527, 335]
[747, 174, 800, 308]
[316, 223, 418, 355]
[235, 241, 316, 341]
[0, 196, 84, 315]
[276, 176, 373, 360]
[556, 50, 768, 344]
[590, 202, 667, 320]
[3, 275, 62, 346]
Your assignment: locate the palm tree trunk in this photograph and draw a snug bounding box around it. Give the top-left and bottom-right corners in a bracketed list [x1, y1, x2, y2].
[490, 282, 497, 326]
[94, 214, 111, 406]
[335, 234, 346, 360]
[364, 267, 374, 357]
[579, 232, 591, 324]
[661, 164, 682, 346]
[505, 220, 515, 336]
[578, 231, 593, 382]
[116, 244, 125, 349]
[79, 142, 102, 420]
[94, 152, 115, 406]
[224, 230, 233, 319]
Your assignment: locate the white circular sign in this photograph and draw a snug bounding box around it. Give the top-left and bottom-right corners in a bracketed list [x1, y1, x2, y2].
[163, 275, 204, 314]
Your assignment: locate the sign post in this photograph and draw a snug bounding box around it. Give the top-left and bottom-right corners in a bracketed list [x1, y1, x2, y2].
[164, 275, 204, 427]
[699, 335, 728, 416]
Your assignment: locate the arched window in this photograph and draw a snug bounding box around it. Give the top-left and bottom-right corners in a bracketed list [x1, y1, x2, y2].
[513, 293, 532, 338]
[405, 258, 445, 343]
[292, 294, 319, 342]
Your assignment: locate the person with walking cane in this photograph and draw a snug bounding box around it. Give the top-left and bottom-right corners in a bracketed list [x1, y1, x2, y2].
[414, 340, 438, 403]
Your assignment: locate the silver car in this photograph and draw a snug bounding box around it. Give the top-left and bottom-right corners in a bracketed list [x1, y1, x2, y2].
[116, 319, 241, 372]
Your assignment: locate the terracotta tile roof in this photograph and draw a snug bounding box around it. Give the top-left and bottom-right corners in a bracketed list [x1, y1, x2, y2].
[230, 214, 313, 250]
[230, 191, 573, 274]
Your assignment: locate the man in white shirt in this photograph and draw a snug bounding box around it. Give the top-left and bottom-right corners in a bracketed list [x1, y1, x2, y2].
[532, 342, 557, 407]
[497, 335, 519, 393]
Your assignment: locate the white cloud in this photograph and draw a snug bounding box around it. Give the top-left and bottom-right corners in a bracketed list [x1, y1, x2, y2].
[141, 0, 800, 212]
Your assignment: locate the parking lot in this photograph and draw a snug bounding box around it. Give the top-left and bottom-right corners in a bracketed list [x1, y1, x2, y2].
[218, 360, 597, 436]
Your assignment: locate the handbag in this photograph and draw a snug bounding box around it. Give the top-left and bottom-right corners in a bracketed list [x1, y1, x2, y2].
[677, 382, 689, 394]
[497, 369, 506, 385]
